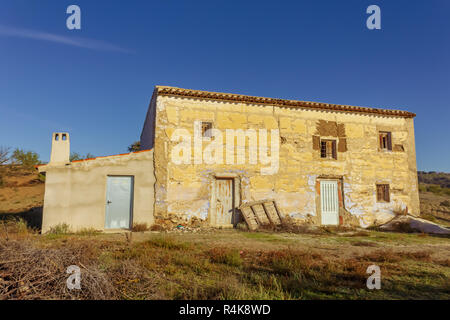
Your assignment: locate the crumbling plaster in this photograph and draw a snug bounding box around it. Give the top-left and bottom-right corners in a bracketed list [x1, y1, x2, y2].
[145, 95, 419, 227]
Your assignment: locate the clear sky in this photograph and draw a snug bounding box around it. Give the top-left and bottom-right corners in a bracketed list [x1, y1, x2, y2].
[0, 0, 449, 171]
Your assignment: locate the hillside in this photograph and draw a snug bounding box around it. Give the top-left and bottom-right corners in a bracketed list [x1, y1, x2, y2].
[0, 165, 44, 228]
[417, 171, 450, 227]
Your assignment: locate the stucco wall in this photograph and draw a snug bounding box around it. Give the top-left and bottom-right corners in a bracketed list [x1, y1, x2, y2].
[148, 95, 419, 228]
[40, 150, 155, 233]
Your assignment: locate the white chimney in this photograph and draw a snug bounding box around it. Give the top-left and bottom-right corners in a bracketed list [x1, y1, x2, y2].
[50, 132, 70, 164]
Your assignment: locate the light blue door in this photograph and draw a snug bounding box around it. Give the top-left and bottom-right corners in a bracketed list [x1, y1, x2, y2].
[105, 176, 133, 229]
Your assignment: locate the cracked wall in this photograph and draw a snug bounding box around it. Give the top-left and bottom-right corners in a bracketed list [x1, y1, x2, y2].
[143, 95, 419, 227]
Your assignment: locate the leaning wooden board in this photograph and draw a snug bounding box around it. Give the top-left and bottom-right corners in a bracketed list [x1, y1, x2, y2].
[240, 206, 259, 231]
[263, 201, 282, 225]
[252, 203, 270, 225]
[239, 199, 283, 230]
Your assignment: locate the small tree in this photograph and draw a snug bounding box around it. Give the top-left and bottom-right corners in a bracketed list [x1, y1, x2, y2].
[0, 146, 10, 165]
[0, 146, 9, 187]
[70, 152, 95, 162]
[70, 152, 82, 162]
[11, 148, 40, 169]
[128, 141, 141, 152]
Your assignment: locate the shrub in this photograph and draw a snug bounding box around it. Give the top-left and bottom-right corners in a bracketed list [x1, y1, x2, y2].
[146, 236, 190, 250]
[132, 223, 149, 232]
[208, 247, 243, 267]
[47, 223, 71, 235]
[128, 141, 141, 152]
[440, 200, 450, 207]
[70, 152, 95, 162]
[37, 173, 46, 183]
[75, 228, 101, 236]
[149, 224, 165, 231]
[361, 249, 401, 263]
[11, 149, 40, 169]
[0, 218, 33, 239]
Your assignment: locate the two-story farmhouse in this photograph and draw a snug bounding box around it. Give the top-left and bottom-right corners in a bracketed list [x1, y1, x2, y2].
[39, 86, 420, 232]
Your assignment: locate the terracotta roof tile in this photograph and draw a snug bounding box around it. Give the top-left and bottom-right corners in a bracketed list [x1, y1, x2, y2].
[156, 86, 415, 118]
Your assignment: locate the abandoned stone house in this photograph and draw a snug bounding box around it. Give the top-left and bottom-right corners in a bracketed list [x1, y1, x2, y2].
[38, 86, 420, 232]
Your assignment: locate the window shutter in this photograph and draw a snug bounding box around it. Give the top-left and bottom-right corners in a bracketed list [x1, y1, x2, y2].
[338, 138, 347, 152]
[387, 132, 392, 151]
[385, 185, 390, 202]
[379, 134, 383, 149]
[332, 140, 337, 159]
[313, 135, 320, 150]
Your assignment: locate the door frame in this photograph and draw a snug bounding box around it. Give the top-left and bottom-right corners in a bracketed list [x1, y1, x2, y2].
[104, 175, 135, 230]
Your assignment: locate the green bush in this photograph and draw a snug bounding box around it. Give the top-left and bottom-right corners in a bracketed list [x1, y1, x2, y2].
[70, 152, 95, 162]
[47, 223, 71, 235]
[11, 148, 40, 169]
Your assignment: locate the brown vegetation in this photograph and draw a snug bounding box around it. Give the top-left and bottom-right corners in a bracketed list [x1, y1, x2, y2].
[0, 219, 448, 300]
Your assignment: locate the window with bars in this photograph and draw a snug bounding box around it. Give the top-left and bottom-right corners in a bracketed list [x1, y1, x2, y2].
[376, 184, 390, 202]
[201, 122, 213, 138]
[320, 140, 337, 160]
[379, 131, 392, 151]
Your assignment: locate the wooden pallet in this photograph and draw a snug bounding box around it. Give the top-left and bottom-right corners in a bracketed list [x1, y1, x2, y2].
[239, 199, 283, 230]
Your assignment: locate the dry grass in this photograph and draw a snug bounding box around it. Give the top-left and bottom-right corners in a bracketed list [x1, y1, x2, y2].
[0, 219, 449, 300]
[131, 223, 149, 232]
[0, 239, 115, 299]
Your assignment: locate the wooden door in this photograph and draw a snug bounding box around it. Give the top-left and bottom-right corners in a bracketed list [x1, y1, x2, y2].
[215, 178, 234, 226]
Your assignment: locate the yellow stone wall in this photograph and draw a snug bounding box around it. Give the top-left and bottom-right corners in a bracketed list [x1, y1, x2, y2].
[149, 95, 419, 227]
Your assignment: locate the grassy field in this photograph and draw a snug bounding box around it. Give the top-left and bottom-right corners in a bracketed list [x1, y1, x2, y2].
[0, 221, 449, 300]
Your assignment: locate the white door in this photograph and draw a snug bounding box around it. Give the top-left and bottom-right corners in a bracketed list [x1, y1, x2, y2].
[105, 176, 133, 229]
[320, 180, 339, 225]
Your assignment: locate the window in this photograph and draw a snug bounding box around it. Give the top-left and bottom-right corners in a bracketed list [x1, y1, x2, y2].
[376, 184, 390, 202]
[379, 131, 392, 151]
[201, 122, 213, 138]
[320, 139, 337, 159]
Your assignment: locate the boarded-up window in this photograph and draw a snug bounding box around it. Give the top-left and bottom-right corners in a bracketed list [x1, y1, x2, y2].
[320, 140, 337, 159]
[376, 184, 390, 202]
[201, 122, 213, 138]
[379, 132, 392, 151]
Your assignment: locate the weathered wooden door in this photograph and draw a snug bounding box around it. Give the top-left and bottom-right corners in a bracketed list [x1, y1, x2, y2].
[320, 180, 339, 225]
[215, 178, 234, 226]
[105, 176, 134, 229]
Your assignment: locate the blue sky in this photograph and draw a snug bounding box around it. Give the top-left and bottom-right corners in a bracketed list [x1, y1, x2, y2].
[0, 0, 449, 171]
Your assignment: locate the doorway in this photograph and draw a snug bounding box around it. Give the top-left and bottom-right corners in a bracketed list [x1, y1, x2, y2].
[214, 177, 235, 226]
[105, 176, 134, 229]
[320, 180, 339, 225]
